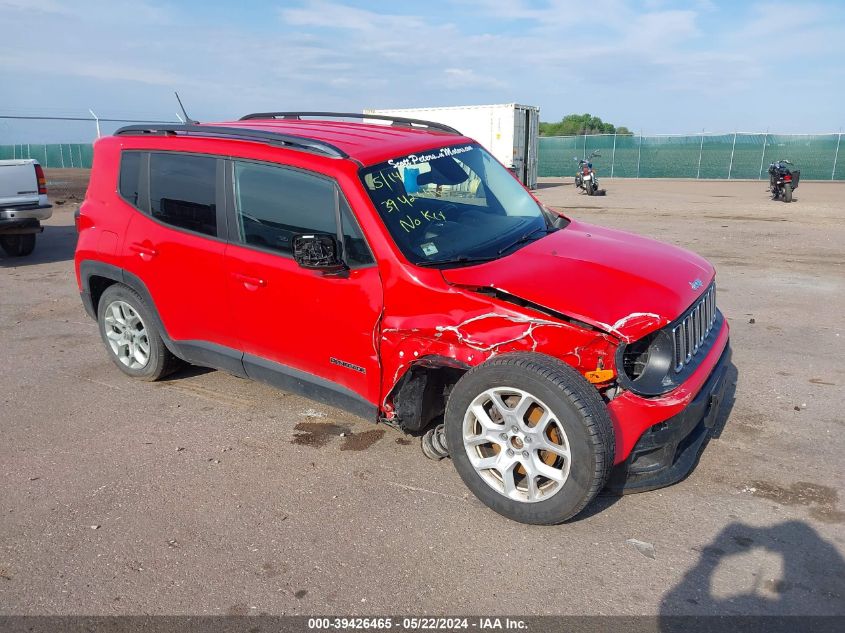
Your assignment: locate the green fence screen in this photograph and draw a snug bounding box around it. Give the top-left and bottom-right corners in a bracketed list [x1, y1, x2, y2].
[0, 144, 94, 168]
[2, 134, 843, 179]
[539, 133, 844, 180]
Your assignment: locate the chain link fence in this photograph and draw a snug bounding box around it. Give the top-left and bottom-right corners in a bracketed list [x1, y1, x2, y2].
[539, 133, 844, 180]
[0, 113, 179, 168]
[0, 143, 94, 168]
[2, 132, 844, 180]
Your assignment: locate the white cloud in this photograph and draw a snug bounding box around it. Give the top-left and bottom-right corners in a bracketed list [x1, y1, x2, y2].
[280, 0, 429, 31]
[0, 0, 74, 14]
[443, 68, 508, 89]
[0, 51, 188, 87]
[0, 0, 842, 137]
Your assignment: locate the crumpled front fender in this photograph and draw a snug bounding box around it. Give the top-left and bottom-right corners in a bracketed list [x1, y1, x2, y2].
[380, 308, 618, 416]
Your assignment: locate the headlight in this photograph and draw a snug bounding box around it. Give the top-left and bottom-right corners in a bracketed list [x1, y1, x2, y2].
[616, 329, 679, 396]
[618, 287, 723, 397]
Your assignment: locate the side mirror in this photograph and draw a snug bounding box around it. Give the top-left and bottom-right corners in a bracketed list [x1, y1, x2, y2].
[292, 233, 346, 272]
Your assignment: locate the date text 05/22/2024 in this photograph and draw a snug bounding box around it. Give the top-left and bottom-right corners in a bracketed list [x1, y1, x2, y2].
[307, 617, 528, 631]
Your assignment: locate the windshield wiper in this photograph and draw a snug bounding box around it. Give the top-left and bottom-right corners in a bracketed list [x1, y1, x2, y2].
[496, 226, 554, 256]
[416, 256, 498, 268]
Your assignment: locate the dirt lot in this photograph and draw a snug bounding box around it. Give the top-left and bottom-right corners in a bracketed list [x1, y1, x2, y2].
[1, 171, 843, 616]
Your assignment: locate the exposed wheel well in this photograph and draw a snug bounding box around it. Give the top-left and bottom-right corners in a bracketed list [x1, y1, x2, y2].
[390, 359, 468, 433]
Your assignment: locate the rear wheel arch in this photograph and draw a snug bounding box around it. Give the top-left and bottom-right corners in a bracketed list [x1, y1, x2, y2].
[96, 283, 181, 381]
[79, 261, 177, 356]
[88, 274, 119, 313]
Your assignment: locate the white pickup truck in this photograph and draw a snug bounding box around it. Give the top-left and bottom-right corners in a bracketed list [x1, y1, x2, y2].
[0, 159, 52, 256]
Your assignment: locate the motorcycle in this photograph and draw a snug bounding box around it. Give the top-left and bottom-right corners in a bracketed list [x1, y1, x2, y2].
[768, 159, 800, 203]
[574, 151, 603, 195]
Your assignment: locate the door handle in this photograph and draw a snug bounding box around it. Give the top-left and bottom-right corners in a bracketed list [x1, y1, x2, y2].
[232, 272, 267, 289]
[128, 242, 158, 260]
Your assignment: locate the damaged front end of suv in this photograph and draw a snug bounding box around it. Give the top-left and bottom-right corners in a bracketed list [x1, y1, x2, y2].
[361, 142, 731, 524]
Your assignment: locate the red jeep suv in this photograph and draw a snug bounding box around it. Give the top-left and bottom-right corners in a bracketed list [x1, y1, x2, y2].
[74, 112, 731, 525]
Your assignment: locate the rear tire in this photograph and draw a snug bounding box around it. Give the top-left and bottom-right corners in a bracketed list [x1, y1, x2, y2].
[784, 183, 793, 203]
[445, 352, 614, 525]
[0, 234, 36, 257]
[97, 284, 180, 381]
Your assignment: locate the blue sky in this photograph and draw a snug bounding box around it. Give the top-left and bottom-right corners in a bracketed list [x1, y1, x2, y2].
[1, 0, 843, 142]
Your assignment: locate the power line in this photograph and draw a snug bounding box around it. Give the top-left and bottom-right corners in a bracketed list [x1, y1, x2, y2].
[0, 115, 178, 123]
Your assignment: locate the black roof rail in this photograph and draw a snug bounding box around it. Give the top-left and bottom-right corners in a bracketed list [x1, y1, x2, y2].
[114, 123, 348, 159]
[239, 111, 461, 135]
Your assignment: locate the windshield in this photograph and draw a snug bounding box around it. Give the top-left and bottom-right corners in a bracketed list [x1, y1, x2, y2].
[359, 143, 552, 267]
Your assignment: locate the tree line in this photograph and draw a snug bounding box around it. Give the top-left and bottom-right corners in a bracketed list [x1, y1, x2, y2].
[539, 113, 631, 137]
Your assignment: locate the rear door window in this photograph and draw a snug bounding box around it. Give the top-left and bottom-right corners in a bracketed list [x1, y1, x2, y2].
[149, 153, 218, 237]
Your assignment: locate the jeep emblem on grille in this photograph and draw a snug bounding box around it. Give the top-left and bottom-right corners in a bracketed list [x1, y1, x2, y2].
[689, 278, 703, 290]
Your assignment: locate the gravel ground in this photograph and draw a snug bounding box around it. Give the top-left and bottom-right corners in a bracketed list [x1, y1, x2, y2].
[0, 172, 842, 616]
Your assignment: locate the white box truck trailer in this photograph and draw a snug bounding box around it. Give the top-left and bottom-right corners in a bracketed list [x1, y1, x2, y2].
[364, 104, 540, 189]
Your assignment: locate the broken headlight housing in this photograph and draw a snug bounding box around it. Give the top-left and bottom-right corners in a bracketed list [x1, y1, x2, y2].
[616, 306, 724, 397]
[615, 329, 678, 397]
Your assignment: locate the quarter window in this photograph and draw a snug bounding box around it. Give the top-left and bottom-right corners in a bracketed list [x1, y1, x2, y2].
[118, 151, 141, 207]
[149, 153, 218, 237]
[339, 196, 374, 266]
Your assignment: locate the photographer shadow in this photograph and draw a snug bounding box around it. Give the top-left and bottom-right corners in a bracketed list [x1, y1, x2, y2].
[660, 520, 845, 621]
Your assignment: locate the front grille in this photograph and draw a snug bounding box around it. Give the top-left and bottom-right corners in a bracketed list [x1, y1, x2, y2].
[671, 284, 717, 373]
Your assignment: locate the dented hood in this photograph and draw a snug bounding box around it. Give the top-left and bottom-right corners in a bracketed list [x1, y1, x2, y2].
[441, 219, 714, 341]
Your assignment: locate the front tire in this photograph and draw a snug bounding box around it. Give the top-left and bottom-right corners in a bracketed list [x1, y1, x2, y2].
[97, 284, 180, 381]
[445, 353, 614, 525]
[0, 234, 36, 257]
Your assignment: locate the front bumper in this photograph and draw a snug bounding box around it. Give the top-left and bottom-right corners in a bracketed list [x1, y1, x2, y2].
[605, 342, 732, 493]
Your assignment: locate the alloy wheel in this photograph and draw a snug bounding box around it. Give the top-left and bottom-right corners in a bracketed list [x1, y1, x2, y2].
[103, 300, 150, 369]
[462, 387, 571, 503]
